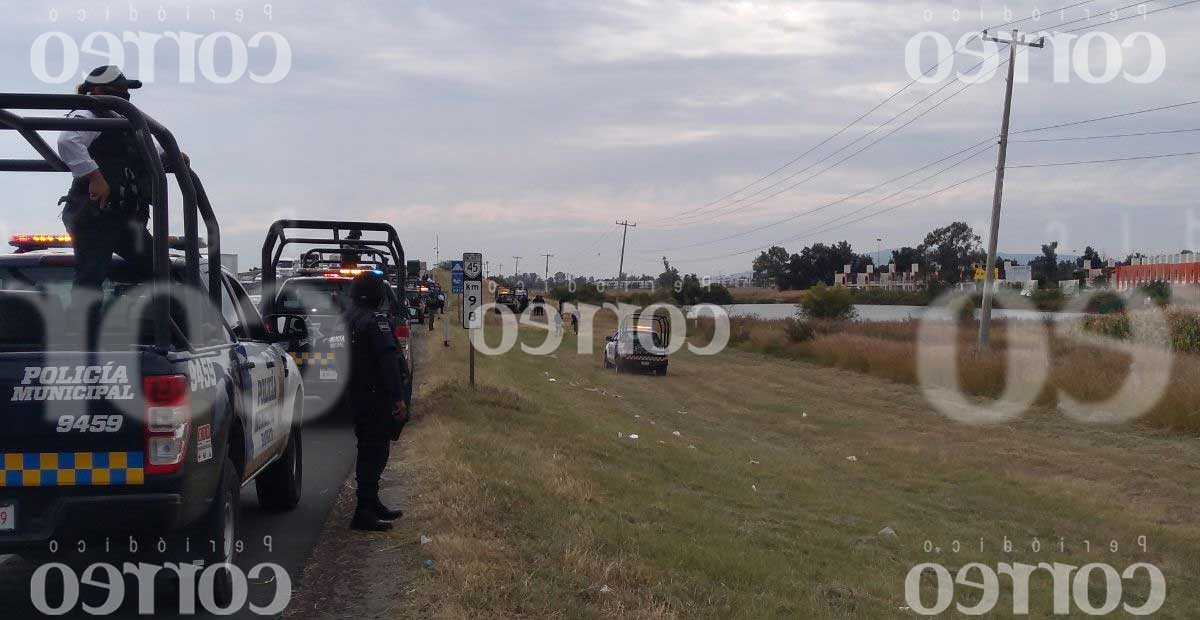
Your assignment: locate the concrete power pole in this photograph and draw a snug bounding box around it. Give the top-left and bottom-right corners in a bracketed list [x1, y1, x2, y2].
[512, 256, 521, 278]
[615, 220, 637, 290]
[979, 29, 1043, 350]
[541, 253, 553, 291]
[435, 234, 439, 266]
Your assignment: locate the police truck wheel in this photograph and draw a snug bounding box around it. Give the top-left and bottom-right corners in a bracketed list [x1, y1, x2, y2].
[604, 356, 613, 369]
[192, 456, 240, 608]
[256, 417, 303, 511]
[615, 357, 625, 373]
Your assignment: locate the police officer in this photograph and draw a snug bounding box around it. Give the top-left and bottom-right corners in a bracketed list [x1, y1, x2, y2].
[56, 66, 188, 290]
[344, 272, 409, 531]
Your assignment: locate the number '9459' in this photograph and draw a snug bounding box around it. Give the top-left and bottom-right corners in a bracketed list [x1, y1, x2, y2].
[56, 415, 123, 433]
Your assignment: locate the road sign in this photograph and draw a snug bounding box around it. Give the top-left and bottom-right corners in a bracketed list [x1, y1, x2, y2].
[450, 260, 464, 293]
[463, 281, 482, 329]
[463, 252, 482, 280]
[463, 252, 483, 330]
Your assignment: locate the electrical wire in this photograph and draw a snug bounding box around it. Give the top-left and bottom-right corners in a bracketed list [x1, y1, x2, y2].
[1010, 99, 1200, 136]
[1059, 0, 1200, 33]
[650, 49, 1011, 230]
[1009, 150, 1200, 167]
[652, 138, 998, 251]
[987, 0, 1102, 29]
[1010, 127, 1200, 142]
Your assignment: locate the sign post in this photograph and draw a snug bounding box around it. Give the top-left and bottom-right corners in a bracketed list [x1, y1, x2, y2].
[447, 260, 463, 348]
[463, 253, 482, 386]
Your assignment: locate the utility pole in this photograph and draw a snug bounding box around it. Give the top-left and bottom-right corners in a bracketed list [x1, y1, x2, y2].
[615, 220, 637, 290]
[540, 253, 553, 291]
[435, 234, 439, 266]
[484, 261, 490, 279]
[979, 28, 1043, 350]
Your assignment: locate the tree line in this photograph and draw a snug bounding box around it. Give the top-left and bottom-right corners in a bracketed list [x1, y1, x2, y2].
[750, 221, 1146, 291]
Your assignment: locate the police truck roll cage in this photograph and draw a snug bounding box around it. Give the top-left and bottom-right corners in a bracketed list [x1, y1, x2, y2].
[0, 93, 222, 351]
[260, 220, 406, 310]
[299, 247, 392, 271]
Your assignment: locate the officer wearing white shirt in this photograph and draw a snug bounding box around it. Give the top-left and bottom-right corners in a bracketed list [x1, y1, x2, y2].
[56, 66, 188, 290]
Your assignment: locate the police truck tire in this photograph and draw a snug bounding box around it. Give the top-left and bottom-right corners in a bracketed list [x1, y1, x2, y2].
[604, 356, 613, 369]
[196, 456, 240, 608]
[615, 357, 625, 373]
[256, 419, 303, 511]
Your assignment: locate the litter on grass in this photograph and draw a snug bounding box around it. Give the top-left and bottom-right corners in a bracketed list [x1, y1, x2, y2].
[420, 535, 433, 545]
[846, 456, 859, 462]
[628, 434, 639, 440]
[672, 431, 681, 437]
[549, 378, 557, 382]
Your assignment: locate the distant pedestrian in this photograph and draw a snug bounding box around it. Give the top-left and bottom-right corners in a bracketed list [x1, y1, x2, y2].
[570, 311, 579, 334]
[553, 310, 563, 336]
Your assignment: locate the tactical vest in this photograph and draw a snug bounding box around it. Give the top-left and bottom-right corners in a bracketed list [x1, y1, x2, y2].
[347, 309, 384, 395]
[84, 112, 152, 219]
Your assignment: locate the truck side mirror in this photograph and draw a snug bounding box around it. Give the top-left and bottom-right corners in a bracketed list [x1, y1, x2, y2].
[265, 314, 309, 340]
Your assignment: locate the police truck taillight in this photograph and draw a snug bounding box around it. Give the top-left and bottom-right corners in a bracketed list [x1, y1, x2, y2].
[395, 324, 410, 340]
[144, 374, 190, 475]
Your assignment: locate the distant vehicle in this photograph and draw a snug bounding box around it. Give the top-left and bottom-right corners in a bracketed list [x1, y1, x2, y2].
[605, 314, 670, 375]
[276, 256, 300, 280]
[495, 287, 523, 314]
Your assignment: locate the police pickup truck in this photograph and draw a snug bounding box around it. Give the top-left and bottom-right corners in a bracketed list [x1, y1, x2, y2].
[604, 313, 670, 375]
[0, 94, 304, 604]
[260, 221, 413, 417]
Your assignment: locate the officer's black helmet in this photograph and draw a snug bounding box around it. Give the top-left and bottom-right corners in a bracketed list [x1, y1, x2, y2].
[349, 271, 387, 307]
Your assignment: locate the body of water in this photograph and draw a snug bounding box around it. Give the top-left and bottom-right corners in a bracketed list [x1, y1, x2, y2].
[702, 303, 1085, 322]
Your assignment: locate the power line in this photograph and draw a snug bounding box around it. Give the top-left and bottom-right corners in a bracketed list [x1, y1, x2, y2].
[1059, 0, 1200, 33]
[674, 146, 1199, 266]
[652, 48, 1010, 230]
[653, 138, 998, 251]
[987, 0, 1102, 30]
[677, 167, 997, 263]
[1010, 127, 1200, 142]
[1039, 0, 1165, 32]
[663, 99, 1200, 261]
[1011, 99, 1200, 136]
[656, 39, 977, 222]
[1009, 150, 1200, 168]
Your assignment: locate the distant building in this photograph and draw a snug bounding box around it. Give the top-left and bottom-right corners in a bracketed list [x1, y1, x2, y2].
[1115, 254, 1200, 290]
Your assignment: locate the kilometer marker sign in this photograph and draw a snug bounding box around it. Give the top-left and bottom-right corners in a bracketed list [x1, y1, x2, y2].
[463, 252, 482, 329]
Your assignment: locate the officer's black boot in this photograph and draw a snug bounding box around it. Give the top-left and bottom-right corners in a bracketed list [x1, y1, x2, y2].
[350, 503, 394, 531]
[373, 496, 403, 521]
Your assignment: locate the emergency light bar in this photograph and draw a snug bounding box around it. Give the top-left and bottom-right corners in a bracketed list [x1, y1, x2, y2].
[10, 233, 199, 251]
[10, 233, 72, 247]
[318, 268, 384, 278]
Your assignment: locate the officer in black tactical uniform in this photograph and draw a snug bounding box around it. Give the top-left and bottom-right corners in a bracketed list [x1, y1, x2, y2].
[56, 66, 188, 290]
[344, 272, 409, 531]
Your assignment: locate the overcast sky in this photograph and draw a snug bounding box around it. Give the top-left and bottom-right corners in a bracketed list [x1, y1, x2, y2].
[1, 0, 1197, 278]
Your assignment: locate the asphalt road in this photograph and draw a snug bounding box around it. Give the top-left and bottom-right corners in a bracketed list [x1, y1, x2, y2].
[0, 409, 359, 619]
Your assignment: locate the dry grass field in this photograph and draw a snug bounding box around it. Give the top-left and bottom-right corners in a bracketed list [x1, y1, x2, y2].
[375, 294, 1200, 619]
